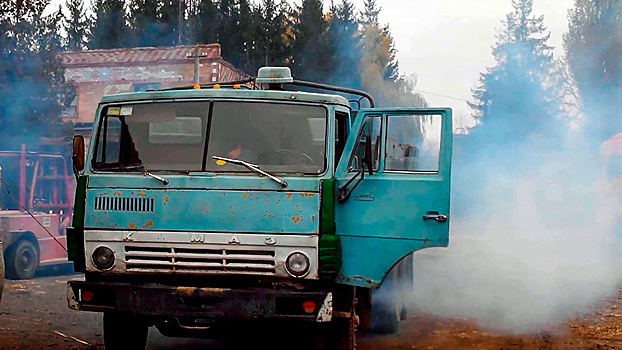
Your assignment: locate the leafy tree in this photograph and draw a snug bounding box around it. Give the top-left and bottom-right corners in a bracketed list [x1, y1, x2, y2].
[0, 0, 73, 151]
[89, 0, 129, 49]
[63, 0, 89, 50]
[564, 0, 622, 144]
[469, 0, 560, 148]
[357, 0, 421, 107]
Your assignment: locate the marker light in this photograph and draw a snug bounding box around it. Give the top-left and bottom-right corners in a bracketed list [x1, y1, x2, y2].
[302, 300, 316, 314]
[233, 84, 241, 89]
[82, 290, 94, 302]
[213, 84, 221, 89]
[193, 84, 201, 89]
[286, 252, 310, 277]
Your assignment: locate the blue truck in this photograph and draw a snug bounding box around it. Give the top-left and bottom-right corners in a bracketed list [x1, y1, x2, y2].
[66, 67, 452, 349]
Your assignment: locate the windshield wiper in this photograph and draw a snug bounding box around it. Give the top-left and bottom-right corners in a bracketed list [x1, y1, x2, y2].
[121, 165, 170, 185]
[212, 156, 288, 188]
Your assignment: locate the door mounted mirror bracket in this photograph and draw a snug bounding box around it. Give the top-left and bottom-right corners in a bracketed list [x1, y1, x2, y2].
[338, 134, 374, 203]
[337, 168, 364, 202]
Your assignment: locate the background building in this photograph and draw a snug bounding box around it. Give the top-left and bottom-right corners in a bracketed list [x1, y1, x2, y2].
[59, 43, 248, 136]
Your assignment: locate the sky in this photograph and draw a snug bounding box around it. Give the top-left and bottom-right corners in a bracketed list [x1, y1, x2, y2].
[47, 0, 576, 125]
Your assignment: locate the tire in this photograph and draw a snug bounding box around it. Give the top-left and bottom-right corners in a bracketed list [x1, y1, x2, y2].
[323, 317, 356, 350]
[104, 312, 149, 350]
[5, 240, 39, 280]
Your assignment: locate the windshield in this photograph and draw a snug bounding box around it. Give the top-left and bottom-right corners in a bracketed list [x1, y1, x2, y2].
[92, 101, 327, 174]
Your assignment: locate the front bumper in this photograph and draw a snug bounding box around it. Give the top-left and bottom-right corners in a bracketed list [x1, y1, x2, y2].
[67, 281, 332, 322]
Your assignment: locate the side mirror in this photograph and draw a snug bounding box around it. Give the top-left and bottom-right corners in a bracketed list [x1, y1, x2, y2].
[72, 135, 85, 174]
[363, 135, 374, 175]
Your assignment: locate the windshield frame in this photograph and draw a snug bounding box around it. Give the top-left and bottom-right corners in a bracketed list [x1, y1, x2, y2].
[90, 98, 330, 177]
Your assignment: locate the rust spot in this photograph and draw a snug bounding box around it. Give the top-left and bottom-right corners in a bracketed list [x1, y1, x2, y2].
[112, 191, 122, 196]
[313, 230, 319, 234]
[176, 287, 196, 297]
[163, 197, 169, 204]
[202, 207, 208, 213]
[285, 193, 292, 200]
[300, 193, 315, 197]
[291, 217, 301, 223]
[137, 192, 146, 197]
[129, 223, 136, 229]
[311, 215, 316, 221]
[130, 192, 135, 195]
[242, 193, 248, 198]
[144, 220, 153, 228]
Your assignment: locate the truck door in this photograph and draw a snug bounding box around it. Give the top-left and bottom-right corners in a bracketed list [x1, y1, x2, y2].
[334, 108, 452, 287]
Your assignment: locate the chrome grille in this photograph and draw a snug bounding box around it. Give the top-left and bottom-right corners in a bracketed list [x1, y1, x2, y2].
[94, 196, 154, 212]
[124, 245, 277, 275]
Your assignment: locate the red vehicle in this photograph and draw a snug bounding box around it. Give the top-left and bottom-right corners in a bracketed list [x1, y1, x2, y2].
[0, 145, 73, 279]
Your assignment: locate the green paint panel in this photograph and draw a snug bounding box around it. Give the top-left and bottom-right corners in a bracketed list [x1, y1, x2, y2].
[318, 179, 341, 279]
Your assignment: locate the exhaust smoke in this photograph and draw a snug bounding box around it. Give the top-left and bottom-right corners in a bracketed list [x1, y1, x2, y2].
[409, 136, 622, 333]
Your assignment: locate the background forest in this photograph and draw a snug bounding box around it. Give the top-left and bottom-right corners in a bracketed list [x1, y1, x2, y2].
[0, 0, 620, 152]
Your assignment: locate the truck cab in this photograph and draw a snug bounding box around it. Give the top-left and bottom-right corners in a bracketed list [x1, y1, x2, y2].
[67, 67, 452, 349]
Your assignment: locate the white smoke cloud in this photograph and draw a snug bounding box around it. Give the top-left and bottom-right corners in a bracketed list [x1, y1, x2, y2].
[408, 137, 622, 333]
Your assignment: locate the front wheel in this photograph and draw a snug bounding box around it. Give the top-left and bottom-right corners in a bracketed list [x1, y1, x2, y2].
[103, 312, 149, 350]
[5, 239, 39, 280]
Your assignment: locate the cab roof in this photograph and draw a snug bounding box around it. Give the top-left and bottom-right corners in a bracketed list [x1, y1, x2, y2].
[99, 88, 352, 108]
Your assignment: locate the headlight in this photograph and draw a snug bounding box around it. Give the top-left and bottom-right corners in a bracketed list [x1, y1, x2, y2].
[92, 246, 115, 270]
[286, 252, 310, 277]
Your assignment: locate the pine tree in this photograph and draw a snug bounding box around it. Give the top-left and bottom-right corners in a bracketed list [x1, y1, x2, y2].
[63, 0, 89, 50]
[89, 0, 129, 49]
[195, 0, 219, 44]
[128, 0, 179, 47]
[160, 0, 180, 45]
[469, 0, 559, 148]
[564, 0, 622, 144]
[245, 0, 292, 72]
[327, 0, 362, 88]
[291, 0, 332, 82]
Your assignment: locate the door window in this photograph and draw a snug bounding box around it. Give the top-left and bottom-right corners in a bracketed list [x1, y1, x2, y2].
[348, 116, 381, 172]
[385, 114, 442, 172]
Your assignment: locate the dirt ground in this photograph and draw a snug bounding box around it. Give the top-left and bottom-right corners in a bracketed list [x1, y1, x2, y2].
[0, 269, 620, 350]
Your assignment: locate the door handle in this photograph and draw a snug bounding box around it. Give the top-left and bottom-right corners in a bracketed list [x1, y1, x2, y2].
[422, 212, 447, 222]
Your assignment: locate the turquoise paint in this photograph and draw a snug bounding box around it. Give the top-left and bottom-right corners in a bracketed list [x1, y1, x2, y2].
[85, 188, 320, 234]
[335, 108, 453, 287]
[80, 90, 452, 288]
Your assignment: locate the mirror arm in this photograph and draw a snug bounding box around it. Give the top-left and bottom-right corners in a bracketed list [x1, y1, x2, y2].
[337, 168, 364, 203]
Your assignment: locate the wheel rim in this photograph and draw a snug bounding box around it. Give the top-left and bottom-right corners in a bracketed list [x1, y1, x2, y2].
[18, 248, 35, 273]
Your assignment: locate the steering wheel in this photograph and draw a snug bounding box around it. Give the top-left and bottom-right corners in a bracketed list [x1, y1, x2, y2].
[260, 149, 314, 165]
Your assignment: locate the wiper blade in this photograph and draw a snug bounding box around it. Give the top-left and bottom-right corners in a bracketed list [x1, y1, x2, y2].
[121, 165, 169, 185]
[212, 156, 288, 188]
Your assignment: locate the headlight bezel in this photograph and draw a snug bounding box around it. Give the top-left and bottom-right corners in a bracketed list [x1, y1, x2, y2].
[91, 246, 115, 270]
[286, 251, 311, 277]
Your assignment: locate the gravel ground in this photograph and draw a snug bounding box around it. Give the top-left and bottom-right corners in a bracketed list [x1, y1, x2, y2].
[0, 270, 620, 349]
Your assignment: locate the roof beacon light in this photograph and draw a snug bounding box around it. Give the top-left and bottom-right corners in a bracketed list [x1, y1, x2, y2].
[256, 67, 293, 84]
